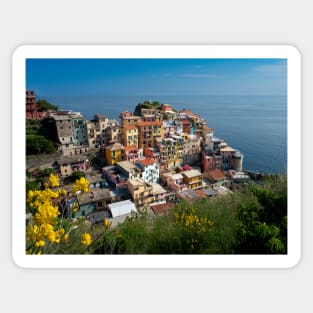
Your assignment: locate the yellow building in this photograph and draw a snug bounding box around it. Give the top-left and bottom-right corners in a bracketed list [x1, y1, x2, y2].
[122, 125, 138, 147]
[182, 169, 204, 190]
[127, 178, 154, 209]
[105, 142, 124, 165]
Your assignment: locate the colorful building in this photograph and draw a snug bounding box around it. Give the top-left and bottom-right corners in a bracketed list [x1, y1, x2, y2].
[86, 114, 109, 149]
[135, 158, 159, 184]
[105, 126, 123, 144]
[26, 90, 48, 119]
[143, 147, 160, 163]
[122, 125, 138, 147]
[123, 145, 144, 163]
[120, 111, 140, 126]
[116, 160, 141, 180]
[137, 120, 164, 148]
[73, 116, 88, 146]
[166, 173, 188, 193]
[155, 136, 184, 170]
[181, 169, 204, 190]
[105, 142, 124, 165]
[127, 178, 154, 209]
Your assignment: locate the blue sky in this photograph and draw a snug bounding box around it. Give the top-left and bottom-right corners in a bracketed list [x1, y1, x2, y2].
[26, 58, 287, 97]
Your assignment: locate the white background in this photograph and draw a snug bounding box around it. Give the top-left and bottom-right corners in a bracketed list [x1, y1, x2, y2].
[1, 1, 310, 312]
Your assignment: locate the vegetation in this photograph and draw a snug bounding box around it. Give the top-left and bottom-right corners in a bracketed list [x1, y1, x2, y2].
[26, 134, 56, 154]
[26, 119, 57, 155]
[69, 170, 85, 182]
[26, 174, 287, 255]
[26, 119, 54, 153]
[133, 100, 161, 116]
[37, 99, 58, 112]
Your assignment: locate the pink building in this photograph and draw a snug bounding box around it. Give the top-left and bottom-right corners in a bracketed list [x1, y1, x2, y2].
[202, 153, 223, 172]
[123, 145, 143, 163]
[26, 91, 48, 119]
[166, 173, 188, 193]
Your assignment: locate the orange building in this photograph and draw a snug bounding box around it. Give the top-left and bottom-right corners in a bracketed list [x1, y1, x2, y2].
[136, 121, 164, 148]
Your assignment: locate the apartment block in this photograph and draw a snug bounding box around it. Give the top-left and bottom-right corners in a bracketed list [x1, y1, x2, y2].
[135, 158, 159, 184]
[137, 120, 164, 148]
[122, 125, 138, 147]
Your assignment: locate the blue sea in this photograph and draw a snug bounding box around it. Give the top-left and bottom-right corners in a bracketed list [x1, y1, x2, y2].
[46, 95, 287, 174]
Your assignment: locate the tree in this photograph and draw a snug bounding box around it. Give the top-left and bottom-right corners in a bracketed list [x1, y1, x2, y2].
[69, 170, 85, 182]
[37, 99, 58, 111]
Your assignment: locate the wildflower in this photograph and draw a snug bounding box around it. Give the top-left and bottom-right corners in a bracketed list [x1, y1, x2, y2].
[48, 173, 60, 188]
[72, 202, 79, 213]
[58, 189, 67, 197]
[72, 177, 90, 194]
[103, 218, 112, 229]
[81, 232, 92, 246]
[61, 234, 69, 242]
[35, 240, 45, 247]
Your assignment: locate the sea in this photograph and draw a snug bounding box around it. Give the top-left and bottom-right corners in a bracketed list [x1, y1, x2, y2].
[45, 95, 287, 174]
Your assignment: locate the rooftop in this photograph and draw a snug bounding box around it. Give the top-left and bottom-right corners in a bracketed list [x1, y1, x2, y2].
[105, 142, 123, 151]
[85, 173, 104, 184]
[56, 155, 88, 165]
[168, 173, 184, 180]
[116, 160, 137, 172]
[136, 158, 156, 167]
[124, 145, 140, 151]
[205, 169, 226, 181]
[108, 200, 137, 218]
[123, 124, 138, 130]
[136, 121, 162, 127]
[182, 169, 202, 178]
[220, 146, 237, 152]
[150, 202, 175, 215]
[127, 178, 147, 187]
[151, 183, 167, 195]
[79, 188, 111, 204]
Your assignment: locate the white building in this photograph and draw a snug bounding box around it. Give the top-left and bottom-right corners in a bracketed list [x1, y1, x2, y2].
[135, 158, 160, 184]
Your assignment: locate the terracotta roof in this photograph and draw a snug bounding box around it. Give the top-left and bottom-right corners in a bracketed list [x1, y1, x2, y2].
[203, 127, 214, 132]
[136, 158, 156, 167]
[195, 189, 206, 198]
[206, 169, 225, 181]
[136, 121, 162, 127]
[150, 202, 175, 215]
[124, 145, 138, 151]
[179, 109, 200, 118]
[123, 125, 138, 130]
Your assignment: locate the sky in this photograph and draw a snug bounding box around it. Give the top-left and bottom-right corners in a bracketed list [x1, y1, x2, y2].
[26, 58, 287, 97]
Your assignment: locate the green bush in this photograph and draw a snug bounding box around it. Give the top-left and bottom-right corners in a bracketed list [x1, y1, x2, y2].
[26, 134, 56, 154]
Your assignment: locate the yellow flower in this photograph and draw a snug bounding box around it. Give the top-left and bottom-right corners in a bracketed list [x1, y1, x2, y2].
[81, 232, 92, 246]
[72, 177, 90, 194]
[61, 234, 69, 242]
[35, 240, 45, 247]
[58, 189, 67, 197]
[103, 218, 112, 229]
[72, 202, 79, 213]
[49, 173, 60, 188]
